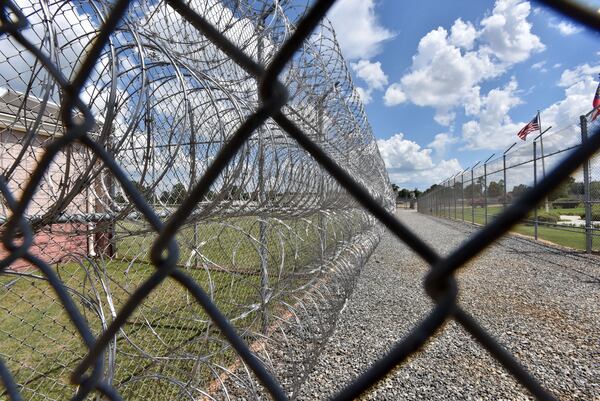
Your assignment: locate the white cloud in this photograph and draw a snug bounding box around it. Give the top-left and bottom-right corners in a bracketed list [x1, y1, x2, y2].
[383, 0, 543, 127]
[449, 18, 478, 50]
[557, 63, 600, 88]
[427, 133, 458, 155]
[377, 133, 462, 188]
[387, 158, 463, 188]
[377, 133, 433, 171]
[351, 59, 388, 104]
[351, 59, 388, 90]
[0, 0, 98, 96]
[544, 63, 600, 130]
[461, 77, 524, 150]
[531, 61, 547, 72]
[479, 0, 544, 64]
[355, 86, 373, 104]
[383, 83, 406, 106]
[327, 0, 394, 60]
[549, 20, 583, 36]
[461, 64, 600, 152]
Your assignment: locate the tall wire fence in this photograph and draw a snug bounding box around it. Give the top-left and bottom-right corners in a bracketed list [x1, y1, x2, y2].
[418, 112, 600, 253]
[0, 0, 599, 400]
[0, 1, 391, 399]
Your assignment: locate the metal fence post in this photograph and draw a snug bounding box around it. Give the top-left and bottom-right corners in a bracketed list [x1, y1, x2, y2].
[453, 175, 457, 220]
[483, 154, 495, 225]
[580, 115, 593, 253]
[483, 159, 489, 225]
[471, 168, 475, 224]
[503, 142, 516, 210]
[256, 25, 270, 333]
[503, 154, 507, 208]
[461, 171, 465, 222]
[533, 140, 538, 240]
[470, 161, 481, 224]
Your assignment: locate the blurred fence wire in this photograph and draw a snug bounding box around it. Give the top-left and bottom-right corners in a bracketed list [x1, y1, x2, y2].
[0, 0, 599, 400]
[418, 112, 600, 253]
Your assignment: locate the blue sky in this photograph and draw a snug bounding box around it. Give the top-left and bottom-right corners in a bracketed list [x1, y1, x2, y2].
[327, 0, 600, 189]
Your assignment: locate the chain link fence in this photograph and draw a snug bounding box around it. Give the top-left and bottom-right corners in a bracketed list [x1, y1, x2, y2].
[0, 0, 599, 400]
[419, 112, 600, 253]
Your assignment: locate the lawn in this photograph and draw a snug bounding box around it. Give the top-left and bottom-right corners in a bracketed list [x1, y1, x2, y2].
[0, 211, 371, 400]
[436, 204, 599, 251]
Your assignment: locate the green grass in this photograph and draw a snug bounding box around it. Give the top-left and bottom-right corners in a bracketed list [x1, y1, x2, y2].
[0, 211, 371, 400]
[0, 260, 263, 400]
[436, 205, 597, 251]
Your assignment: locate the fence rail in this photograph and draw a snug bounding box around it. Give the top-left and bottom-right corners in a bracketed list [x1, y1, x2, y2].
[0, 0, 599, 400]
[418, 112, 600, 253]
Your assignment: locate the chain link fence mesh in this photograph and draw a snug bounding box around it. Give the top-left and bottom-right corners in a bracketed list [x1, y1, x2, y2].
[419, 112, 600, 254]
[0, 0, 599, 400]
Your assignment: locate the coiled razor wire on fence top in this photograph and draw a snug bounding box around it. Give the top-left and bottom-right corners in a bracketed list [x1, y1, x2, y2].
[0, 0, 598, 400]
[0, 0, 392, 399]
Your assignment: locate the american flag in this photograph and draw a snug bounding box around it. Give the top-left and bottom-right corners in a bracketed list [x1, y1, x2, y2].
[592, 75, 600, 121]
[517, 115, 539, 141]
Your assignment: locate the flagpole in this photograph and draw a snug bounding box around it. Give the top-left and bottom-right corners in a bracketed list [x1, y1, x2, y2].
[537, 110, 549, 212]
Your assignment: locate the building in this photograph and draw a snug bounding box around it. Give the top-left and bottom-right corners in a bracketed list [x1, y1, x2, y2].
[0, 88, 110, 270]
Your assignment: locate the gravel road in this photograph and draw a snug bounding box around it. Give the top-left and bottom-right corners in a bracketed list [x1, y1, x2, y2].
[298, 210, 599, 400]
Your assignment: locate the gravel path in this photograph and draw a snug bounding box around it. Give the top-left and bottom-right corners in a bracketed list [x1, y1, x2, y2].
[298, 210, 600, 400]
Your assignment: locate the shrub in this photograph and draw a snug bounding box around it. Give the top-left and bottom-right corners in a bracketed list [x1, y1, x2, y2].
[524, 210, 559, 225]
[551, 198, 580, 209]
[536, 211, 559, 224]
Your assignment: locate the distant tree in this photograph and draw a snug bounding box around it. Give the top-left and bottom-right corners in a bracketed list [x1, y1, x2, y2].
[487, 180, 504, 198]
[170, 183, 186, 204]
[464, 182, 482, 197]
[398, 188, 411, 199]
[510, 184, 530, 200]
[131, 181, 155, 203]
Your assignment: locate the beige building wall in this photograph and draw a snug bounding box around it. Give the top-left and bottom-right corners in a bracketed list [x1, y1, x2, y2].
[0, 89, 104, 270]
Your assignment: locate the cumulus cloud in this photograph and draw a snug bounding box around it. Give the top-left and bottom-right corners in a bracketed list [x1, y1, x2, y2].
[383, 0, 543, 126]
[461, 64, 600, 151]
[549, 20, 583, 36]
[351, 59, 388, 90]
[327, 0, 394, 60]
[479, 0, 544, 64]
[461, 77, 524, 150]
[449, 19, 478, 50]
[350, 59, 388, 104]
[383, 83, 406, 106]
[355, 86, 373, 104]
[427, 133, 458, 155]
[377, 133, 462, 188]
[557, 63, 600, 88]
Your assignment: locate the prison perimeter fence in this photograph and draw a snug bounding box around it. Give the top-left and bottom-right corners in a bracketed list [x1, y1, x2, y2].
[418, 112, 600, 253]
[0, 0, 599, 400]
